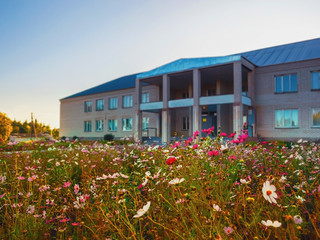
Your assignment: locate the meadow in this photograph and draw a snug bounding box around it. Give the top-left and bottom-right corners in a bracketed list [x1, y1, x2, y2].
[0, 129, 319, 239]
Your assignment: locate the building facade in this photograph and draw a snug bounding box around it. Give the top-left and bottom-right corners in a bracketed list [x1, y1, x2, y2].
[60, 38, 320, 141]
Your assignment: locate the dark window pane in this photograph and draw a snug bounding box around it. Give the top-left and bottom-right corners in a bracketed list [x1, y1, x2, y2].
[290, 74, 297, 91]
[275, 76, 282, 93]
[283, 75, 290, 92]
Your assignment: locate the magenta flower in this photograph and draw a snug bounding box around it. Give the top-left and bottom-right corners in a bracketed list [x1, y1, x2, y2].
[63, 182, 71, 188]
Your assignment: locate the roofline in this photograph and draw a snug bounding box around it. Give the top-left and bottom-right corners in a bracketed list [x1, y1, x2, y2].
[60, 86, 136, 102]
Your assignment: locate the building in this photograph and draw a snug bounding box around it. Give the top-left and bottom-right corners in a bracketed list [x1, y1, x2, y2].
[60, 38, 320, 142]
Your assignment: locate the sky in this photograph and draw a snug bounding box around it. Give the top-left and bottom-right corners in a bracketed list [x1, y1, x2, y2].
[1, 0, 320, 128]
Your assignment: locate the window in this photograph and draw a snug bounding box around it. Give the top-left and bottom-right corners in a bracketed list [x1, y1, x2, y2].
[96, 99, 104, 111]
[182, 117, 189, 130]
[109, 97, 118, 110]
[123, 96, 133, 108]
[84, 101, 92, 112]
[84, 121, 92, 132]
[95, 120, 104, 132]
[275, 74, 297, 93]
[312, 108, 320, 127]
[108, 119, 117, 131]
[311, 71, 320, 90]
[122, 118, 133, 131]
[142, 117, 149, 130]
[182, 92, 189, 99]
[142, 93, 149, 103]
[207, 89, 215, 96]
[275, 109, 298, 128]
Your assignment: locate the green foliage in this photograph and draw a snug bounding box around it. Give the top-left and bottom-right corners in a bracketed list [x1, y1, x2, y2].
[0, 112, 12, 142]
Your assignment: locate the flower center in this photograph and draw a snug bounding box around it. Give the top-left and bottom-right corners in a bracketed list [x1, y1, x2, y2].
[266, 190, 272, 196]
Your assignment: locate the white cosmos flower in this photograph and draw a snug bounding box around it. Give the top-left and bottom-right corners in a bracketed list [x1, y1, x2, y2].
[261, 220, 282, 227]
[262, 180, 278, 204]
[168, 178, 185, 185]
[240, 179, 249, 184]
[213, 204, 221, 212]
[133, 201, 151, 218]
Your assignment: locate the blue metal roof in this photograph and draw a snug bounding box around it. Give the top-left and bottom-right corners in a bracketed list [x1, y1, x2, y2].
[241, 37, 320, 66]
[62, 73, 139, 100]
[137, 55, 241, 79]
[63, 38, 320, 99]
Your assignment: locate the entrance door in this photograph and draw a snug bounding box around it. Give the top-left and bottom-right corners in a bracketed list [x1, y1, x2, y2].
[201, 112, 217, 137]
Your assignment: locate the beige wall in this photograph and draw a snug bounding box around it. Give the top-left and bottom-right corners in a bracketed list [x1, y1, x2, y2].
[60, 85, 159, 139]
[254, 58, 320, 140]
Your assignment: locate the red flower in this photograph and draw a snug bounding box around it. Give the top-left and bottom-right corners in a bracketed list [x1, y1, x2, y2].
[166, 157, 176, 165]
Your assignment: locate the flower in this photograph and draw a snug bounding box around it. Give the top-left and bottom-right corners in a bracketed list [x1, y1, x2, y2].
[26, 205, 35, 214]
[166, 157, 176, 165]
[261, 220, 282, 227]
[293, 215, 303, 224]
[28, 175, 37, 181]
[133, 201, 151, 218]
[208, 150, 219, 156]
[262, 180, 278, 204]
[213, 204, 221, 212]
[224, 226, 233, 235]
[74, 184, 80, 195]
[168, 178, 185, 185]
[63, 182, 71, 188]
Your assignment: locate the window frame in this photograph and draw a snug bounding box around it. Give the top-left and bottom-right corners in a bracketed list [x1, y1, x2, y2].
[182, 116, 190, 131]
[122, 118, 133, 131]
[108, 97, 118, 110]
[96, 99, 104, 111]
[142, 117, 149, 130]
[142, 93, 150, 103]
[274, 73, 297, 93]
[275, 109, 299, 128]
[84, 120, 92, 132]
[122, 95, 133, 108]
[311, 71, 320, 90]
[312, 108, 320, 127]
[95, 119, 104, 132]
[84, 101, 92, 112]
[108, 119, 118, 132]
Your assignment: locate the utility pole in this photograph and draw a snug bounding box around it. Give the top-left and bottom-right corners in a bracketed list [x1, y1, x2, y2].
[31, 112, 37, 139]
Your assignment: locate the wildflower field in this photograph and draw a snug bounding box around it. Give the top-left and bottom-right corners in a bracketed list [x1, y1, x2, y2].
[0, 130, 320, 239]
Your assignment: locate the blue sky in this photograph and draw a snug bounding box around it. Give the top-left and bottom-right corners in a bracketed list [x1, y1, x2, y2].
[1, 0, 320, 128]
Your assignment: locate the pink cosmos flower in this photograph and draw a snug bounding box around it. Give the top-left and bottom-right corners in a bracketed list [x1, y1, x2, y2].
[28, 175, 37, 181]
[74, 184, 80, 195]
[224, 226, 233, 235]
[17, 176, 25, 180]
[63, 182, 71, 188]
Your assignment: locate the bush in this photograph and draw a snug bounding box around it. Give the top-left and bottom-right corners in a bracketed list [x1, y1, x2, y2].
[0, 112, 13, 142]
[60, 136, 66, 141]
[72, 136, 79, 141]
[104, 134, 114, 141]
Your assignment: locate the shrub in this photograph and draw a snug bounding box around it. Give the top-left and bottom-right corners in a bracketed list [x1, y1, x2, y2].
[104, 134, 114, 141]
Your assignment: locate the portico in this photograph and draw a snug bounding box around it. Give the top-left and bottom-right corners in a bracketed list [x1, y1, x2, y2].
[135, 56, 256, 143]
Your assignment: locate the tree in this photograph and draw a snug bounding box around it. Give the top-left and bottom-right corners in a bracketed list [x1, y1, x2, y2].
[0, 112, 13, 142]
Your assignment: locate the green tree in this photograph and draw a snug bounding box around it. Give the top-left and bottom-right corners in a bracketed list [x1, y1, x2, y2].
[0, 112, 13, 142]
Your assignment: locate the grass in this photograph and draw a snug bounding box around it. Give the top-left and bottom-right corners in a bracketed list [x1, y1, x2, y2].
[0, 131, 319, 239]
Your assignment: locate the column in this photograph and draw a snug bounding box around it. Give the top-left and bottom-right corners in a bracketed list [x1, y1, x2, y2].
[216, 79, 221, 129]
[192, 69, 201, 135]
[233, 61, 243, 136]
[134, 78, 142, 141]
[162, 74, 170, 143]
